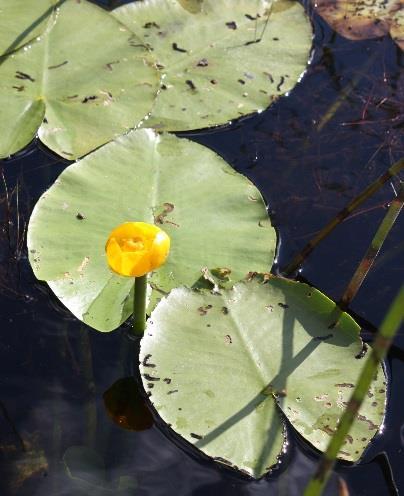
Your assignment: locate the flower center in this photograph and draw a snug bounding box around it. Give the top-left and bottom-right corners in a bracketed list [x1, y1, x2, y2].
[120, 237, 145, 252]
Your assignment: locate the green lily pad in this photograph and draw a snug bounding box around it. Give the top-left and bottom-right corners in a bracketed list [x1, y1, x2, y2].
[27, 129, 275, 332]
[0, 0, 159, 159]
[0, 0, 58, 57]
[113, 0, 312, 131]
[139, 275, 386, 478]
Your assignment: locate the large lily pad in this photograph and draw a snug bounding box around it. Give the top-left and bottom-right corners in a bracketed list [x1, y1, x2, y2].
[0, 0, 159, 159]
[27, 129, 275, 332]
[113, 0, 312, 131]
[139, 276, 386, 478]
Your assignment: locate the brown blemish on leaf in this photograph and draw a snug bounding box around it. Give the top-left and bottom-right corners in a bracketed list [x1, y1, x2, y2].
[357, 414, 379, 430]
[154, 202, 178, 227]
[224, 334, 232, 344]
[198, 304, 212, 316]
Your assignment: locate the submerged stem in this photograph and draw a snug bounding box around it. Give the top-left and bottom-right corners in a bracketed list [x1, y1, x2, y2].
[283, 158, 404, 276]
[304, 287, 404, 496]
[132, 275, 147, 336]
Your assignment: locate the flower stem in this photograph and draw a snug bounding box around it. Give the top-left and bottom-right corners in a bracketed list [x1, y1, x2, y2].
[132, 275, 147, 336]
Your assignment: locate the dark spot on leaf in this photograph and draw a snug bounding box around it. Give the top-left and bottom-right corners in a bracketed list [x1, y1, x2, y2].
[190, 433, 203, 440]
[12, 85, 25, 92]
[186, 79, 196, 91]
[143, 374, 160, 382]
[278, 302, 289, 309]
[210, 79, 218, 85]
[48, 60, 68, 70]
[357, 414, 379, 430]
[82, 95, 98, 103]
[161, 84, 167, 90]
[43, 117, 48, 124]
[314, 333, 333, 341]
[167, 390, 178, 395]
[245, 13, 260, 20]
[105, 60, 119, 71]
[15, 71, 35, 82]
[172, 42, 187, 53]
[276, 76, 285, 92]
[273, 37, 279, 41]
[264, 71, 274, 83]
[213, 456, 233, 466]
[196, 58, 209, 67]
[355, 342, 368, 359]
[142, 354, 156, 368]
[163, 378, 171, 384]
[143, 21, 160, 29]
[198, 305, 212, 316]
[224, 334, 232, 344]
[222, 307, 229, 315]
[147, 383, 154, 389]
[226, 21, 237, 30]
[238, 79, 246, 85]
[76, 213, 85, 220]
[335, 383, 355, 388]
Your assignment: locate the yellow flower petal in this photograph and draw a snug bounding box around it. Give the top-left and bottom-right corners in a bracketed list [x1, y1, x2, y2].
[105, 222, 170, 277]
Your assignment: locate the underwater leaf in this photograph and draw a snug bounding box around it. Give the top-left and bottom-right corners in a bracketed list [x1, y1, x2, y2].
[113, 0, 312, 131]
[103, 377, 154, 431]
[139, 276, 386, 478]
[0, 0, 159, 159]
[27, 129, 275, 332]
[63, 446, 138, 495]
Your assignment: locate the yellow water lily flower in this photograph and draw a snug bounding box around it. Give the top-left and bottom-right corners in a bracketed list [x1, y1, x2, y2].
[105, 222, 170, 277]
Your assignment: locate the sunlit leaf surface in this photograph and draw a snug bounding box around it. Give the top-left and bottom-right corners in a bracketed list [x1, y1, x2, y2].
[27, 129, 276, 331]
[140, 276, 386, 478]
[0, 0, 159, 159]
[113, 0, 312, 131]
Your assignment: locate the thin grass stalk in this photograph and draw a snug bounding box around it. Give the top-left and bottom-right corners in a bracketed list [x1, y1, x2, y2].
[283, 158, 404, 276]
[339, 184, 404, 310]
[303, 286, 404, 496]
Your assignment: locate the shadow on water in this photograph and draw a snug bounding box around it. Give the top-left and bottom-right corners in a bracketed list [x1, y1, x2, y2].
[0, 0, 403, 495]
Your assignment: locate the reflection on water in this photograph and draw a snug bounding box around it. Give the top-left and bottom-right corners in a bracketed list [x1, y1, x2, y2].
[0, 0, 403, 494]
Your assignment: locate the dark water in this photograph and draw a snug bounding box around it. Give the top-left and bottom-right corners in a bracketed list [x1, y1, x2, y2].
[1, 1, 403, 495]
